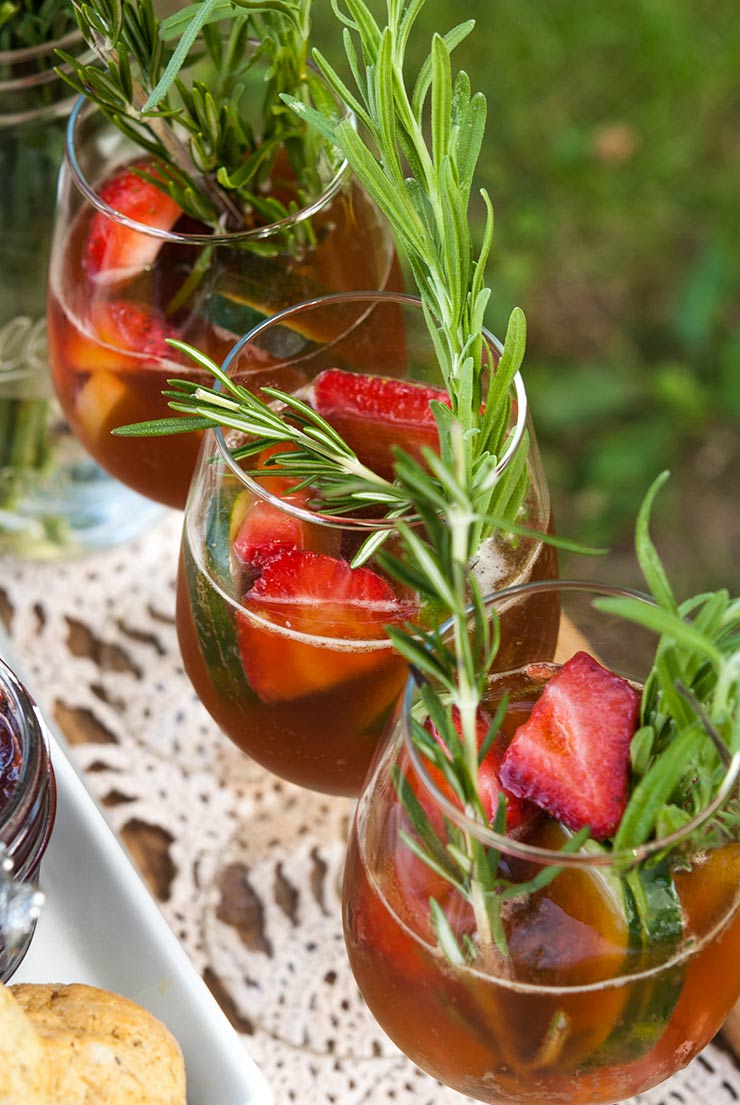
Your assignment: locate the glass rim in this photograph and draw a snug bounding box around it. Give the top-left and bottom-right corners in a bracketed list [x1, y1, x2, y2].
[213, 290, 529, 532]
[65, 94, 351, 245]
[402, 577, 740, 868]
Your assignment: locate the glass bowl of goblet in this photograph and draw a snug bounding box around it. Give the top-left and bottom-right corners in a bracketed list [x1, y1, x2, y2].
[47, 94, 401, 509]
[342, 579, 740, 1103]
[175, 291, 558, 795]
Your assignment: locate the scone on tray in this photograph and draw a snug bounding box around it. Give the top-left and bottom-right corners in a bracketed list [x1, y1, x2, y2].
[0, 982, 49, 1105]
[7, 981, 186, 1105]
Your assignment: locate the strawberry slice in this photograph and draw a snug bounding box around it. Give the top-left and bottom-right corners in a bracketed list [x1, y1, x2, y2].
[312, 368, 451, 480]
[67, 301, 180, 375]
[92, 300, 179, 365]
[500, 651, 640, 840]
[420, 707, 537, 834]
[85, 160, 183, 284]
[237, 548, 415, 702]
[231, 444, 341, 573]
[232, 491, 312, 572]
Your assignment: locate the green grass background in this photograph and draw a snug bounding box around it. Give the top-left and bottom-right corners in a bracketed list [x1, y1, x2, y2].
[311, 0, 740, 596]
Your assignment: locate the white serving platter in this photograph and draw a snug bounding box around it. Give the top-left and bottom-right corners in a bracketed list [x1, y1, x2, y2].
[3, 638, 272, 1105]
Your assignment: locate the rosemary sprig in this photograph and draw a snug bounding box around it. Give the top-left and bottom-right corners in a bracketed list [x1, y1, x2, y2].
[114, 0, 544, 944]
[598, 472, 740, 853]
[57, 0, 335, 231]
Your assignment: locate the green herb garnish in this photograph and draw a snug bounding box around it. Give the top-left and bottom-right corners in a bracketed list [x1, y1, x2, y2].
[58, 0, 338, 230]
[117, 1, 740, 979]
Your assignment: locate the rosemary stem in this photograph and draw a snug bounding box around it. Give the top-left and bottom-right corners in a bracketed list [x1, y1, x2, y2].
[128, 78, 246, 230]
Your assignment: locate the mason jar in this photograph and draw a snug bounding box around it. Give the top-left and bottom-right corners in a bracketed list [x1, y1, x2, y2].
[0, 31, 163, 558]
[0, 654, 56, 980]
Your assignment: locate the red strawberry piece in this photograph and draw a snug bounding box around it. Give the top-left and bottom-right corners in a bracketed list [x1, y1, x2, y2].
[232, 444, 342, 573]
[421, 707, 537, 834]
[90, 300, 179, 363]
[237, 548, 415, 702]
[500, 651, 640, 840]
[312, 368, 451, 480]
[232, 491, 312, 572]
[85, 160, 183, 284]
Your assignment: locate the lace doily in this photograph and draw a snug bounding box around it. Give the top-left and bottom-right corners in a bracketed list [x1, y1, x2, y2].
[1, 511, 739, 1105]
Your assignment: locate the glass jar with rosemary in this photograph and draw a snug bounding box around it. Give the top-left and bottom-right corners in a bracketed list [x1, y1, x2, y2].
[0, 0, 164, 558]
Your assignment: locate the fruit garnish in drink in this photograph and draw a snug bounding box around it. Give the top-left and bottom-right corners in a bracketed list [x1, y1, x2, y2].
[500, 651, 640, 840]
[417, 706, 538, 835]
[237, 548, 415, 703]
[231, 492, 313, 575]
[84, 161, 183, 284]
[64, 302, 182, 441]
[312, 369, 451, 480]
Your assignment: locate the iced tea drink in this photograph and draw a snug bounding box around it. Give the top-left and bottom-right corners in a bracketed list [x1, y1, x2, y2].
[175, 294, 558, 795]
[343, 580, 740, 1102]
[47, 99, 401, 508]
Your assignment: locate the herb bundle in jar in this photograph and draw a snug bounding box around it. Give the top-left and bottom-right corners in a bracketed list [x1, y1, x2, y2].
[0, 0, 168, 557]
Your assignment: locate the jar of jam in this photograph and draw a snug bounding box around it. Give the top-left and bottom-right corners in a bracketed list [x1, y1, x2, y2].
[0, 653, 56, 979]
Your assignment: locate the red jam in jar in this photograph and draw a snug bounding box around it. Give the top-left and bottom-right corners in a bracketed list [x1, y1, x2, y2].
[0, 655, 56, 980]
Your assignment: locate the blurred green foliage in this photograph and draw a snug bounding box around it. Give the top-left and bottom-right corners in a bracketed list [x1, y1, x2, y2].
[311, 0, 740, 592]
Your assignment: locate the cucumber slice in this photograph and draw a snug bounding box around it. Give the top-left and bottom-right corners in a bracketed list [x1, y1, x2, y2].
[201, 293, 269, 338]
[184, 483, 252, 702]
[589, 857, 684, 1066]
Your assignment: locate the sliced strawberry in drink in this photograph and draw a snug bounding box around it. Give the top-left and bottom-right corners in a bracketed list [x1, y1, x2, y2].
[237, 548, 414, 702]
[391, 707, 538, 945]
[231, 444, 341, 573]
[92, 300, 179, 360]
[420, 707, 537, 834]
[232, 491, 311, 572]
[85, 160, 183, 285]
[500, 651, 640, 840]
[67, 301, 180, 375]
[312, 368, 451, 480]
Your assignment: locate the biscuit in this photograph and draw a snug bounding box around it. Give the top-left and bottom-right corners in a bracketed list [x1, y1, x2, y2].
[0, 982, 48, 1104]
[9, 982, 186, 1105]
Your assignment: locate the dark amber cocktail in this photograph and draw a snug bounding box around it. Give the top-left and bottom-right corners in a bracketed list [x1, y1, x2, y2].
[47, 99, 400, 508]
[343, 581, 740, 1102]
[176, 294, 558, 795]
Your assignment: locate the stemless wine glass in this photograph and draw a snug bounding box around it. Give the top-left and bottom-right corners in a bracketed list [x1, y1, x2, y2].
[47, 95, 401, 509]
[176, 292, 558, 795]
[342, 579, 740, 1104]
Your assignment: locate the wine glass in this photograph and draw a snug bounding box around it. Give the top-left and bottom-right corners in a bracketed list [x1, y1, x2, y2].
[175, 292, 557, 795]
[46, 96, 400, 509]
[342, 579, 740, 1103]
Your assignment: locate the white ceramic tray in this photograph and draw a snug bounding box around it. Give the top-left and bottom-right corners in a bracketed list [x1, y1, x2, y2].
[4, 644, 272, 1105]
